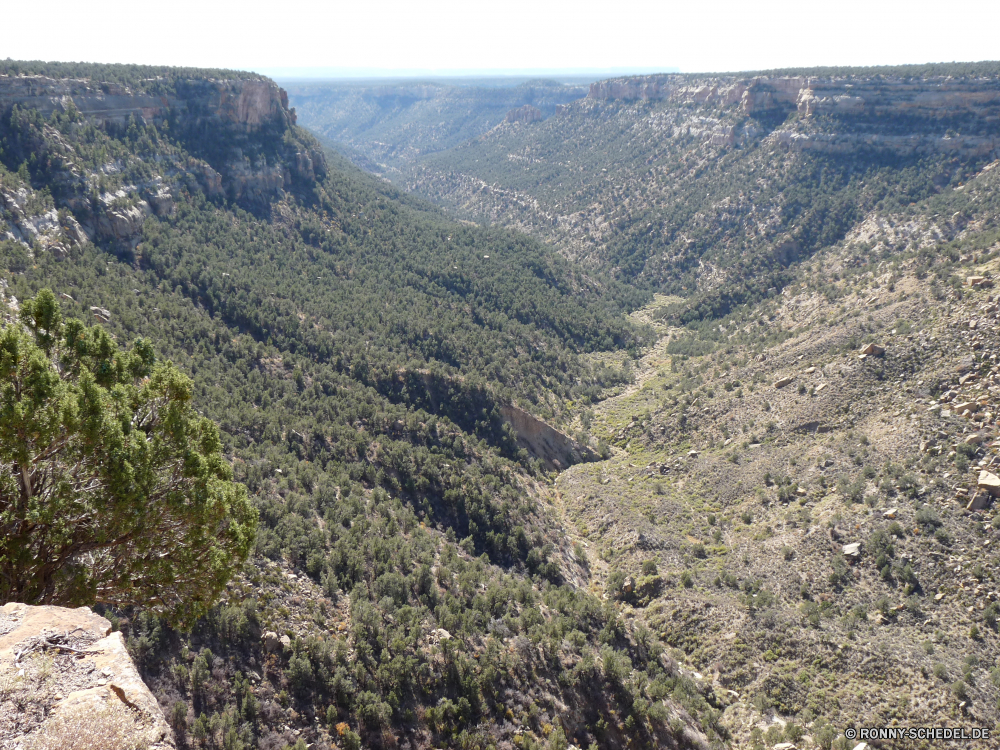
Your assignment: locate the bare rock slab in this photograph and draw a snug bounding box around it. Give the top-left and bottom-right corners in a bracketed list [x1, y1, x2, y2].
[0, 602, 174, 748]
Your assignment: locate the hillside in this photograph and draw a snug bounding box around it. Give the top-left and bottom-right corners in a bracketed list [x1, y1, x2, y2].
[0, 63, 704, 750]
[551, 154, 1000, 747]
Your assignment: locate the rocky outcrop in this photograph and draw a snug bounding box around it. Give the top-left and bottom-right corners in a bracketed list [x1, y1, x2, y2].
[144, 183, 176, 217]
[500, 404, 598, 470]
[505, 104, 543, 124]
[292, 148, 328, 182]
[94, 196, 150, 248]
[0, 186, 87, 258]
[588, 75, 680, 102]
[0, 602, 174, 748]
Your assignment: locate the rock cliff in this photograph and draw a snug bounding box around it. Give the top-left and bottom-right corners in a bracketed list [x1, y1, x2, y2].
[0, 71, 327, 255]
[0, 602, 174, 748]
[500, 404, 598, 470]
[0, 74, 295, 130]
[588, 72, 1000, 121]
[588, 73, 1000, 156]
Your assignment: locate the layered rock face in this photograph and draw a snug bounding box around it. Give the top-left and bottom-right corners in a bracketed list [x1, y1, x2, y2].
[0, 602, 174, 748]
[588, 73, 1000, 156]
[0, 74, 295, 130]
[587, 74, 806, 113]
[590, 73, 1000, 118]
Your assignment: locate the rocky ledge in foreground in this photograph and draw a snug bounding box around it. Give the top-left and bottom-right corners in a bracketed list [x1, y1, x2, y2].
[0, 602, 173, 749]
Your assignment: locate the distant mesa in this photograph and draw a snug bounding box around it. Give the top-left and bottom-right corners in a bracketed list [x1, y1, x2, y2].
[505, 104, 543, 124]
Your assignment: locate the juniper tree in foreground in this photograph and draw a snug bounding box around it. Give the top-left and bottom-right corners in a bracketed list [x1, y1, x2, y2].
[0, 290, 257, 626]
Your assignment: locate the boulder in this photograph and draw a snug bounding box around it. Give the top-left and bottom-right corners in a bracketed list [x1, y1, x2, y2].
[967, 492, 992, 511]
[262, 631, 280, 652]
[842, 542, 861, 558]
[978, 470, 1000, 496]
[882, 507, 898, 519]
[967, 275, 990, 287]
[859, 343, 885, 356]
[773, 376, 794, 388]
[279, 634, 291, 650]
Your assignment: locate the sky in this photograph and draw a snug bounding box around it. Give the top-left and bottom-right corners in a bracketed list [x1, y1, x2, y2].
[4, 0, 1000, 78]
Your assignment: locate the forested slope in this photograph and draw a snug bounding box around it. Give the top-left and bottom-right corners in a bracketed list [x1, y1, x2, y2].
[0, 64, 708, 750]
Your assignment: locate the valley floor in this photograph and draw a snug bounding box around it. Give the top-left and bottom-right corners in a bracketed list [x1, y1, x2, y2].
[550, 248, 1000, 748]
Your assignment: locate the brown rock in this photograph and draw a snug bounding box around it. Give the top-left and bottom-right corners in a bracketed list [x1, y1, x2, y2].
[773, 376, 794, 388]
[977, 470, 1000, 496]
[967, 492, 992, 511]
[859, 343, 885, 356]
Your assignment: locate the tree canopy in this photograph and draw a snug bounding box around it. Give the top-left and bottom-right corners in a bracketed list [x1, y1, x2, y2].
[0, 290, 257, 626]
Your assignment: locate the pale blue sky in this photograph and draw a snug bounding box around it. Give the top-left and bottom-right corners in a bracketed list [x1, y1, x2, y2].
[5, 0, 999, 76]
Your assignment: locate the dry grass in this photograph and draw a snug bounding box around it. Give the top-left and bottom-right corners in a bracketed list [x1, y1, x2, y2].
[25, 700, 154, 750]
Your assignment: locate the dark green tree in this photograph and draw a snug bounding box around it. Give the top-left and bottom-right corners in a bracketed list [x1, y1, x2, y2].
[0, 290, 257, 625]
